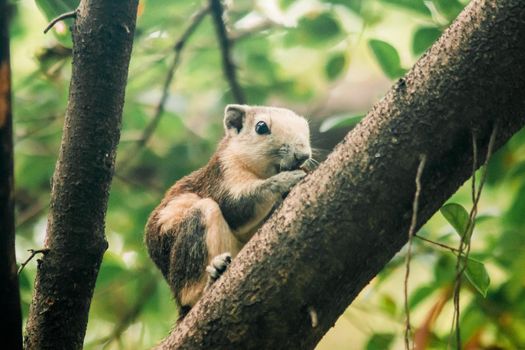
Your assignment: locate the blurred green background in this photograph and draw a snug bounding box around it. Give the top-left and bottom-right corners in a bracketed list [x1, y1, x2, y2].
[10, 0, 525, 348]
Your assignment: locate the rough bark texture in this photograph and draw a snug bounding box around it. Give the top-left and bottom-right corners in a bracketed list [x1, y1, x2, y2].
[24, 1, 138, 349]
[159, 0, 525, 349]
[0, 1, 23, 349]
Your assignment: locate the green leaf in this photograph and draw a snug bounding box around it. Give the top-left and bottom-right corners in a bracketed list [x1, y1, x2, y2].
[325, 53, 347, 80]
[412, 26, 442, 55]
[507, 160, 525, 180]
[432, 0, 465, 22]
[319, 114, 364, 133]
[368, 39, 406, 79]
[285, 12, 342, 47]
[379, 0, 431, 16]
[321, 0, 363, 14]
[35, 0, 78, 20]
[379, 294, 397, 317]
[440, 203, 471, 239]
[278, 0, 296, 9]
[303, 13, 340, 39]
[465, 257, 490, 297]
[475, 214, 494, 225]
[434, 254, 456, 284]
[506, 182, 525, 227]
[409, 285, 436, 309]
[366, 333, 395, 350]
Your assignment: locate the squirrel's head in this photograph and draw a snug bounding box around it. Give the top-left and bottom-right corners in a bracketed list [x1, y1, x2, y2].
[221, 104, 311, 179]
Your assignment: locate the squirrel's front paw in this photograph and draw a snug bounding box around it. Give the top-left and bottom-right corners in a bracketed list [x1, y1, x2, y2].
[206, 252, 232, 282]
[268, 170, 306, 194]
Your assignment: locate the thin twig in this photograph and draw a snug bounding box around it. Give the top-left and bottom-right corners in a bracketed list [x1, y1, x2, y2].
[450, 123, 498, 349]
[404, 154, 427, 350]
[451, 133, 478, 348]
[414, 234, 460, 254]
[450, 133, 478, 349]
[43, 10, 77, 34]
[18, 248, 50, 274]
[209, 0, 246, 104]
[118, 4, 210, 171]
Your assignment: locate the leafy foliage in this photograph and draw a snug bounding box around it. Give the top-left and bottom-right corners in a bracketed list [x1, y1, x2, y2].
[325, 52, 348, 81]
[440, 203, 471, 241]
[365, 333, 395, 350]
[464, 257, 490, 297]
[412, 26, 442, 55]
[379, 0, 431, 16]
[368, 39, 406, 79]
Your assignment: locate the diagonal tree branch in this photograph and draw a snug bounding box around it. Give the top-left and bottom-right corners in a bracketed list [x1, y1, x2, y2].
[24, 1, 139, 349]
[0, 0, 23, 348]
[157, 0, 525, 348]
[209, 0, 246, 104]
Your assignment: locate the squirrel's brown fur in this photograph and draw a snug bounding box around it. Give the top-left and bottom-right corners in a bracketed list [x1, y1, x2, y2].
[145, 105, 311, 318]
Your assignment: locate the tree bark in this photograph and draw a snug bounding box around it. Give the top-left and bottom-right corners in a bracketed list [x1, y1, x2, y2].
[158, 0, 525, 349]
[209, 0, 246, 104]
[0, 1, 23, 349]
[24, 1, 138, 349]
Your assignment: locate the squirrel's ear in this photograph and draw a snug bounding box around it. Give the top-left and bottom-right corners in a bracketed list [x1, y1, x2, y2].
[224, 104, 247, 135]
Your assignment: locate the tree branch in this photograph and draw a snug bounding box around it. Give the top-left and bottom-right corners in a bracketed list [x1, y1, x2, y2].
[24, 1, 139, 349]
[414, 234, 460, 254]
[43, 10, 77, 34]
[0, 0, 23, 348]
[17, 249, 50, 274]
[209, 0, 246, 104]
[157, 0, 525, 348]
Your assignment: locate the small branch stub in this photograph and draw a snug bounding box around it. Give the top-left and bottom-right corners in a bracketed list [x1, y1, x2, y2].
[43, 10, 77, 34]
[18, 249, 50, 274]
[308, 306, 318, 328]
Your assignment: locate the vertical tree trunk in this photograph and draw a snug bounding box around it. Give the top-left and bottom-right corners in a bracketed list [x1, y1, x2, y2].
[0, 1, 23, 349]
[24, 1, 138, 349]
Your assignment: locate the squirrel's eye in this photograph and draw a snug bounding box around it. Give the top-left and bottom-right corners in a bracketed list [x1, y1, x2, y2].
[255, 121, 270, 135]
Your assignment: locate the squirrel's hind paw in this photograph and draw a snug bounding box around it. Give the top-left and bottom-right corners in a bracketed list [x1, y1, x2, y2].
[206, 252, 232, 282]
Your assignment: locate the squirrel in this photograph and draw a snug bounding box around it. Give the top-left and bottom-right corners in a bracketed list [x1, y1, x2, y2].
[145, 104, 312, 319]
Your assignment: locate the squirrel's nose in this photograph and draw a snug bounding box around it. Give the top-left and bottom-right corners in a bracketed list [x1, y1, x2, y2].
[293, 152, 310, 168]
